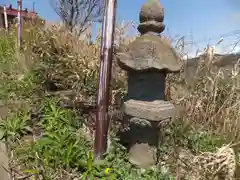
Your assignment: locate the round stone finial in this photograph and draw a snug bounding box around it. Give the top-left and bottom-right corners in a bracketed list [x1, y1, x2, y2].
[137, 0, 165, 34]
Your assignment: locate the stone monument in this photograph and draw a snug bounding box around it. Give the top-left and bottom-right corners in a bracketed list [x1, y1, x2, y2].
[116, 0, 181, 168]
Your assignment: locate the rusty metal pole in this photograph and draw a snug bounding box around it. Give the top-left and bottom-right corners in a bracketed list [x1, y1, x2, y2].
[94, 0, 117, 160]
[17, 0, 22, 49]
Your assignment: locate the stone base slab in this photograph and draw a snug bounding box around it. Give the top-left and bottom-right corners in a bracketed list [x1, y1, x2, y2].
[0, 142, 11, 180]
[122, 99, 176, 121]
[129, 143, 157, 168]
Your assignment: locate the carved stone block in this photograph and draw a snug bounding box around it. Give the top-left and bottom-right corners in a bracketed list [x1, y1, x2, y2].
[126, 116, 160, 168]
[127, 71, 165, 101]
[123, 99, 176, 121]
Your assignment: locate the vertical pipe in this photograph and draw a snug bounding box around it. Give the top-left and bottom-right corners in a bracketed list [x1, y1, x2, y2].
[17, 0, 22, 49]
[94, 0, 117, 160]
[3, 5, 8, 31]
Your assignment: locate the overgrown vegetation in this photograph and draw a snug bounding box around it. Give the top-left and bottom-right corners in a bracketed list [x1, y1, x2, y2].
[0, 20, 240, 179]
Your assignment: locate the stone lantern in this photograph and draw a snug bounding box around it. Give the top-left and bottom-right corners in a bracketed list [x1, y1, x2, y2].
[116, 0, 182, 168]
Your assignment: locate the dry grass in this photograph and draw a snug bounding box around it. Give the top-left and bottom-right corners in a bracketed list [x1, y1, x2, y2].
[171, 52, 240, 141]
[1, 20, 240, 179]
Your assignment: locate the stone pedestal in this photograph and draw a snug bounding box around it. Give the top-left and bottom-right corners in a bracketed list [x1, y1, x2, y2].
[116, 0, 181, 169]
[123, 100, 176, 168]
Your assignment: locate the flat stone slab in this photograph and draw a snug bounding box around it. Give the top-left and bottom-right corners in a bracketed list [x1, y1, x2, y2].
[129, 143, 157, 168]
[0, 100, 27, 119]
[122, 99, 176, 121]
[0, 141, 11, 180]
[0, 100, 21, 180]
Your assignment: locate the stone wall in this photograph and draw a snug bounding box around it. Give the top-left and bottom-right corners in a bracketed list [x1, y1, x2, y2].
[184, 53, 240, 83]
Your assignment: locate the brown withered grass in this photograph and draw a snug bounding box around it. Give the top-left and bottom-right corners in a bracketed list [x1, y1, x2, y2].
[1, 20, 240, 179]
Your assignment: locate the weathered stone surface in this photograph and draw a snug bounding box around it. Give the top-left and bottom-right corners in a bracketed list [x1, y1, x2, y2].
[123, 100, 176, 121]
[116, 0, 181, 73]
[0, 100, 26, 180]
[127, 71, 165, 101]
[138, 0, 165, 34]
[0, 102, 10, 180]
[129, 143, 157, 168]
[0, 105, 9, 119]
[117, 0, 180, 169]
[0, 100, 27, 119]
[127, 117, 159, 168]
[117, 34, 181, 73]
[0, 141, 11, 180]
